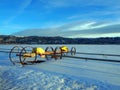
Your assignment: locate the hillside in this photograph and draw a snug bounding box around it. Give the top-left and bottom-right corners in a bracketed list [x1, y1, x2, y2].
[0, 35, 120, 44]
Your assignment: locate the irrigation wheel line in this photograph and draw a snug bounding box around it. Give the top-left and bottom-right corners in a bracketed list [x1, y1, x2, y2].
[1, 47, 120, 57]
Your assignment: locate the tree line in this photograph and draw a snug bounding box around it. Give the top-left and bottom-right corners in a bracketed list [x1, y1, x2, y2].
[0, 35, 120, 44]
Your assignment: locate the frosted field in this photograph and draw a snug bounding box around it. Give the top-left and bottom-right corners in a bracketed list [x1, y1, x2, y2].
[0, 45, 120, 90]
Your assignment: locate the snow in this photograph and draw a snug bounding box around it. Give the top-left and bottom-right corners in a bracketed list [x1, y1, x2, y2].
[0, 45, 120, 90]
[0, 66, 98, 90]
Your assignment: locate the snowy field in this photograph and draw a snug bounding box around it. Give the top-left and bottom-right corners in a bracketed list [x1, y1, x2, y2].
[0, 45, 120, 90]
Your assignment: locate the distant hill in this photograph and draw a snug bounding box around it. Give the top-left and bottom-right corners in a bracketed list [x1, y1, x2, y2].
[0, 35, 120, 44]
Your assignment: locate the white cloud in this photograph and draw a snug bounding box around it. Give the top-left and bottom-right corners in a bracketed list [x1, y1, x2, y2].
[13, 21, 120, 38]
[57, 21, 112, 31]
[69, 22, 96, 31]
[55, 21, 120, 38]
[67, 33, 120, 38]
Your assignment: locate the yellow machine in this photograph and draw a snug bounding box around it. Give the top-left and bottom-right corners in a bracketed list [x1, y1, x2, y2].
[60, 46, 69, 52]
[32, 47, 45, 58]
[23, 47, 45, 58]
[9, 46, 76, 65]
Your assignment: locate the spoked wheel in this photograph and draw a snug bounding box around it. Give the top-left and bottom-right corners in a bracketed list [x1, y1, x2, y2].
[54, 47, 62, 60]
[71, 47, 76, 56]
[45, 47, 54, 60]
[20, 46, 37, 65]
[9, 46, 23, 65]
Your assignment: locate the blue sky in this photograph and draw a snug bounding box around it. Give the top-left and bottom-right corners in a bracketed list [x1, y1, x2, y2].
[0, 0, 120, 38]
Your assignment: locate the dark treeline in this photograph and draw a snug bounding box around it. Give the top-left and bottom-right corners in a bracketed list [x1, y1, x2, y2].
[0, 35, 120, 44]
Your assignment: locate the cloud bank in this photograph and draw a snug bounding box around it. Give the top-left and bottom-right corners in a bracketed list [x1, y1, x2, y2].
[13, 21, 120, 38]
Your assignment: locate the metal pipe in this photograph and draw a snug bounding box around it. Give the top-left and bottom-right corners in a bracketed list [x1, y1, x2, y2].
[64, 55, 120, 63]
[0, 50, 10, 53]
[76, 52, 120, 57]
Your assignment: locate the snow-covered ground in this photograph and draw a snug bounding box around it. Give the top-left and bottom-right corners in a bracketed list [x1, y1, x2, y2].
[0, 45, 120, 90]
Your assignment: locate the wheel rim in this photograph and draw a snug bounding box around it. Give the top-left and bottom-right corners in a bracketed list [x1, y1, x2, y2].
[20, 46, 37, 65]
[54, 47, 62, 60]
[45, 47, 54, 60]
[9, 46, 23, 65]
[71, 47, 76, 56]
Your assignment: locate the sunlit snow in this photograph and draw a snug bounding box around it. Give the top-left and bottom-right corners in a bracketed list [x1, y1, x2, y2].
[0, 45, 120, 90]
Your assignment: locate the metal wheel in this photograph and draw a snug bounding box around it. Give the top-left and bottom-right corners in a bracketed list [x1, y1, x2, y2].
[45, 47, 54, 60]
[20, 46, 37, 65]
[71, 47, 76, 56]
[9, 46, 23, 65]
[54, 47, 62, 60]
